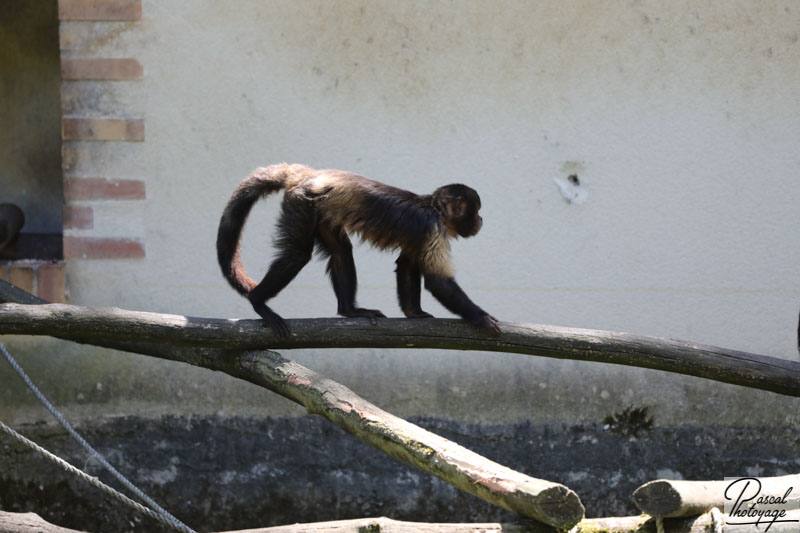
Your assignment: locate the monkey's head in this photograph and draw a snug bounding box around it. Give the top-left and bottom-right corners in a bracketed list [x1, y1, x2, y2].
[432, 184, 483, 238]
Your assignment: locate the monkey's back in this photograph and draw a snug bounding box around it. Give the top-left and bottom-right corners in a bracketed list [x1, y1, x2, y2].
[280, 165, 454, 277]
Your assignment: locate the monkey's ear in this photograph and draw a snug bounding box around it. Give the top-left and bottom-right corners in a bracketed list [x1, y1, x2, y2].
[453, 196, 467, 217]
[433, 191, 455, 214]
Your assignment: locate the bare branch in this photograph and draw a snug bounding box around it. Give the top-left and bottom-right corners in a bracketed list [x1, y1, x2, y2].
[1, 302, 799, 396]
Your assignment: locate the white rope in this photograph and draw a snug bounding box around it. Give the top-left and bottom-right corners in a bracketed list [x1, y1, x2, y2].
[1, 343, 196, 533]
[0, 420, 191, 531]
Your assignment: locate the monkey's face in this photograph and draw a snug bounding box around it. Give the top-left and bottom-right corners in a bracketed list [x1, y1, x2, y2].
[434, 185, 483, 238]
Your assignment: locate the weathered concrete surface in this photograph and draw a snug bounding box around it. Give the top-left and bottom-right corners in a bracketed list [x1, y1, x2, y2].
[30, 0, 800, 428]
[1, 416, 798, 532]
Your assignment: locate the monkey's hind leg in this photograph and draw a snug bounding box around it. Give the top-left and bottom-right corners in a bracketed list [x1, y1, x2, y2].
[395, 251, 433, 318]
[316, 222, 385, 324]
[248, 196, 316, 336]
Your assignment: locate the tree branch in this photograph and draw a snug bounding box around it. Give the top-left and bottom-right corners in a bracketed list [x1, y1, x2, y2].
[1, 301, 799, 396]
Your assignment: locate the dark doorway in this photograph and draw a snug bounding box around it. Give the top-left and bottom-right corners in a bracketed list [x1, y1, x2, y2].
[0, 0, 63, 259]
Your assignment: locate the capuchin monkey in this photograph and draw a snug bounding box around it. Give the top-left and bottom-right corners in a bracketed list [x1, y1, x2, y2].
[216, 163, 500, 337]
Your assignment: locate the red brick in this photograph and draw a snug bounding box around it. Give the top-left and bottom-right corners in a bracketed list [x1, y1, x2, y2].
[62, 118, 144, 142]
[8, 265, 34, 293]
[64, 178, 145, 201]
[61, 58, 143, 80]
[63, 205, 94, 229]
[58, 0, 141, 21]
[38, 264, 66, 303]
[64, 237, 145, 259]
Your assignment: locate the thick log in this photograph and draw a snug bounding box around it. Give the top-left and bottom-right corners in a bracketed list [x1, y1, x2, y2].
[633, 475, 800, 518]
[633, 479, 723, 517]
[228, 349, 584, 528]
[9, 507, 796, 533]
[0, 511, 83, 533]
[0, 301, 799, 396]
[222, 516, 551, 532]
[0, 512, 735, 533]
[225, 515, 724, 533]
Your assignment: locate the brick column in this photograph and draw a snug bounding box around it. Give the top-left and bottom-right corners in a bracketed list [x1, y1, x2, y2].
[59, 0, 146, 262]
[1, 1, 147, 301]
[0, 264, 66, 303]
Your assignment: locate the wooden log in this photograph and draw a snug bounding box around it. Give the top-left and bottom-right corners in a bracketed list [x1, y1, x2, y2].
[10, 508, 797, 533]
[221, 516, 551, 532]
[0, 512, 647, 533]
[228, 350, 584, 528]
[0, 511, 83, 533]
[633, 475, 800, 518]
[222, 515, 653, 533]
[198, 512, 800, 533]
[633, 479, 723, 517]
[0, 511, 719, 533]
[0, 300, 799, 397]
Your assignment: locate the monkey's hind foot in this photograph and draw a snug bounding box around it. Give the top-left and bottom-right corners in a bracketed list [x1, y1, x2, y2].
[261, 312, 291, 337]
[340, 307, 386, 325]
[249, 298, 291, 337]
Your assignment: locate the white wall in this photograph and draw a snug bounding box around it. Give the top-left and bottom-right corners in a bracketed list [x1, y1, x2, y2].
[17, 1, 799, 426]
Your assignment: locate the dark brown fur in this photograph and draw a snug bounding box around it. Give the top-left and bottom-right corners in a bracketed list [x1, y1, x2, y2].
[217, 163, 499, 336]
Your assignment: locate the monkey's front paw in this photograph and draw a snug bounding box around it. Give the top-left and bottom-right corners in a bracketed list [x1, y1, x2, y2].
[474, 314, 501, 337]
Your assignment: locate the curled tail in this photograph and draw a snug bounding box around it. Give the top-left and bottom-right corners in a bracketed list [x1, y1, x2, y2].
[217, 165, 288, 296]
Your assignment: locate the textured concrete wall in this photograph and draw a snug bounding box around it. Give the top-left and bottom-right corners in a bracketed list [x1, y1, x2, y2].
[3, 1, 800, 428]
[2, 417, 797, 530]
